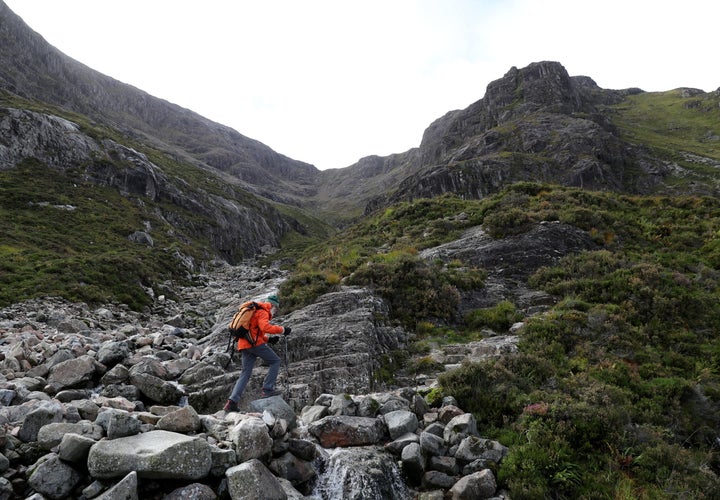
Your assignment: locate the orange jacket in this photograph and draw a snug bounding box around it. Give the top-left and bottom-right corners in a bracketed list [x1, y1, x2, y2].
[236, 301, 284, 350]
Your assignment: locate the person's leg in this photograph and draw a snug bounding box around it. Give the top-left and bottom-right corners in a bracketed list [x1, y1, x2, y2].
[228, 349, 257, 402]
[255, 344, 282, 394]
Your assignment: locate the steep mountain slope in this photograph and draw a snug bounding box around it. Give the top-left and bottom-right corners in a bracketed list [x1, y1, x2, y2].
[319, 62, 720, 220]
[0, 1, 319, 204]
[0, 1, 335, 307]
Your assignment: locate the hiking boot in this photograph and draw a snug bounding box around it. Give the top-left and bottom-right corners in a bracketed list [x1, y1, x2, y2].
[261, 389, 281, 398]
[223, 399, 239, 412]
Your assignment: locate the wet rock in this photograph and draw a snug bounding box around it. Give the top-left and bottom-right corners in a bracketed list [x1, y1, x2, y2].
[268, 451, 316, 486]
[308, 415, 386, 447]
[401, 442, 426, 485]
[313, 447, 410, 500]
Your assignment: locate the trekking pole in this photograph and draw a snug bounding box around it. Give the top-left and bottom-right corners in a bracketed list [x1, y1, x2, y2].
[283, 334, 291, 378]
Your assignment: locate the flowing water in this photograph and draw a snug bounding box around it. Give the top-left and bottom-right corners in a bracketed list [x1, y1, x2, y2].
[310, 446, 410, 500]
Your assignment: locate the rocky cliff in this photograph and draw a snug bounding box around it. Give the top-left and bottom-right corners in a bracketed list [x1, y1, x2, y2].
[358, 61, 717, 211]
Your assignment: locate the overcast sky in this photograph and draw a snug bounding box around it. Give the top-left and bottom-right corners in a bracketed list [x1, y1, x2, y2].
[5, 0, 718, 170]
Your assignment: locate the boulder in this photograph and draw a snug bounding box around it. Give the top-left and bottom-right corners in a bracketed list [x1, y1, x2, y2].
[58, 432, 97, 463]
[401, 442, 426, 485]
[37, 421, 103, 450]
[28, 453, 82, 500]
[308, 415, 386, 447]
[444, 413, 479, 446]
[420, 430, 447, 457]
[300, 405, 328, 425]
[95, 471, 138, 500]
[18, 401, 64, 442]
[447, 469, 497, 499]
[454, 436, 508, 464]
[226, 459, 287, 500]
[105, 411, 142, 439]
[384, 409, 418, 440]
[228, 417, 273, 463]
[47, 355, 98, 390]
[155, 405, 202, 433]
[87, 430, 212, 480]
[250, 395, 297, 430]
[96, 341, 130, 366]
[164, 482, 217, 500]
[129, 372, 184, 405]
[384, 431, 419, 455]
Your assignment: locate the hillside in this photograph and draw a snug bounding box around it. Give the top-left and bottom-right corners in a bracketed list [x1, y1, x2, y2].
[2, 1, 720, 498]
[279, 184, 720, 497]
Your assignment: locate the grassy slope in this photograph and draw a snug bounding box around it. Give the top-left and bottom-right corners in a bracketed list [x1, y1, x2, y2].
[0, 91, 330, 309]
[278, 87, 720, 498]
[607, 89, 720, 189]
[281, 183, 720, 498]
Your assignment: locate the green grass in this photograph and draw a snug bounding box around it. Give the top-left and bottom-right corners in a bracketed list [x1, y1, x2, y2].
[607, 89, 720, 185]
[0, 159, 195, 308]
[609, 90, 720, 156]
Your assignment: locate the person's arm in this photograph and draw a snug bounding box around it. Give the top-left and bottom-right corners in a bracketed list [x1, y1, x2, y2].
[257, 309, 284, 336]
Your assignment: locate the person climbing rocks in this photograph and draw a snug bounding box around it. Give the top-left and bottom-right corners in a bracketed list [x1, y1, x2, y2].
[223, 294, 292, 412]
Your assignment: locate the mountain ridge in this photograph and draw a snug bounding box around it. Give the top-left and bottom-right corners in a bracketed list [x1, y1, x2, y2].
[2, 0, 719, 308]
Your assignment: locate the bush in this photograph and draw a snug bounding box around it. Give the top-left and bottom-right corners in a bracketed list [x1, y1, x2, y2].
[346, 252, 460, 329]
[278, 271, 337, 311]
[465, 300, 522, 332]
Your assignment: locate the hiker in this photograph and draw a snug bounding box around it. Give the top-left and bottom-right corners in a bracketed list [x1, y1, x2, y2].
[223, 294, 291, 412]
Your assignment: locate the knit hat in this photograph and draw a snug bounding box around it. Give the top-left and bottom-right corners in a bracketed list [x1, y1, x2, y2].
[267, 294, 280, 307]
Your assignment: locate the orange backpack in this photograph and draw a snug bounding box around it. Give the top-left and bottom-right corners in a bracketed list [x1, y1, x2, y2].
[228, 301, 259, 346]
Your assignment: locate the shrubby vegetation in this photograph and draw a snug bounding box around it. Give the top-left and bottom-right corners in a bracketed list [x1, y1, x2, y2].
[282, 183, 720, 498]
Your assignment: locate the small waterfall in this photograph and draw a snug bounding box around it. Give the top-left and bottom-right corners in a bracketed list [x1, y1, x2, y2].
[310, 446, 410, 500]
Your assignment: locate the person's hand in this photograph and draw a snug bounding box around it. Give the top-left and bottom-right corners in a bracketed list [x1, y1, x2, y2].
[283, 326, 292, 336]
[268, 335, 280, 345]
